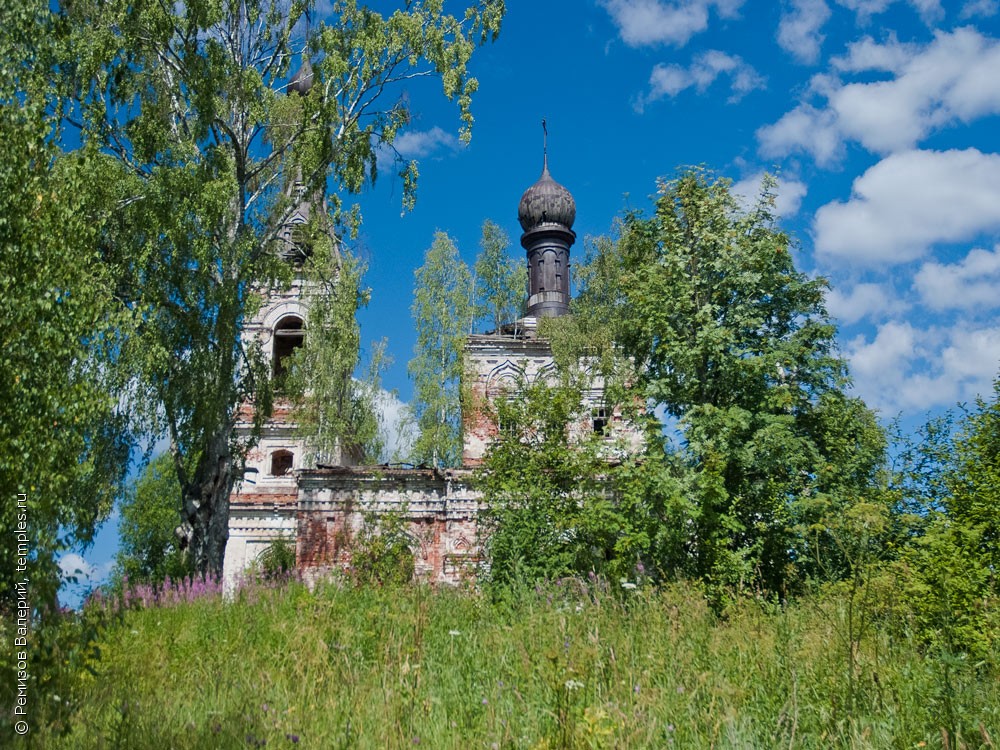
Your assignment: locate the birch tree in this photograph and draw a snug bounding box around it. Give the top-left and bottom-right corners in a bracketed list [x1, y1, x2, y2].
[474, 219, 523, 333]
[60, 0, 504, 576]
[409, 231, 473, 468]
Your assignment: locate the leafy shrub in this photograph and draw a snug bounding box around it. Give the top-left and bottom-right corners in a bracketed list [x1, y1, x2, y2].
[349, 508, 415, 585]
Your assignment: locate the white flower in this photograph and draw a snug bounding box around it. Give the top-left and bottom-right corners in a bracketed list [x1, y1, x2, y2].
[564, 679, 584, 691]
[448, 630, 462, 636]
[620, 581, 637, 590]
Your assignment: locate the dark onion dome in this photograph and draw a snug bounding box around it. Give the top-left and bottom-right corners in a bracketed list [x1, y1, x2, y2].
[517, 160, 576, 232]
[288, 59, 313, 96]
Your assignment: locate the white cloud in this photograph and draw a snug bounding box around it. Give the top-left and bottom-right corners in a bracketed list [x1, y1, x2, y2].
[835, 0, 943, 24]
[814, 149, 1000, 265]
[376, 127, 460, 172]
[374, 389, 416, 463]
[961, 0, 999, 18]
[777, 0, 832, 64]
[640, 50, 764, 109]
[830, 33, 916, 73]
[826, 282, 907, 324]
[758, 28, 1000, 163]
[846, 322, 1000, 412]
[600, 0, 744, 48]
[58, 553, 113, 585]
[758, 103, 843, 166]
[914, 246, 1000, 311]
[731, 172, 807, 217]
[848, 320, 919, 381]
[392, 127, 459, 159]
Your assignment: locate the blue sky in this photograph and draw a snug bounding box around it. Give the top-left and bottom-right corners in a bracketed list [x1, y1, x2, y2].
[63, 0, 1000, 601]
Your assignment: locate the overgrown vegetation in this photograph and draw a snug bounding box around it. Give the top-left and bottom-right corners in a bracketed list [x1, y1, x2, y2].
[7, 580, 998, 749]
[531, 170, 886, 607]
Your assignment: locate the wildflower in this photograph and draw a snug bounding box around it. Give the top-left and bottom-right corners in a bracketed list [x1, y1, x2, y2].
[285, 734, 300, 744]
[482, 697, 488, 705]
[633, 683, 640, 694]
[620, 580, 637, 590]
[448, 630, 461, 636]
[564, 679, 584, 691]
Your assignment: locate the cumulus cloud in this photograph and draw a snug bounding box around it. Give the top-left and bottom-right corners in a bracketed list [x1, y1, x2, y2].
[58, 553, 113, 585]
[814, 148, 1000, 265]
[392, 127, 459, 159]
[830, 33, 916, 73]
[835, 0, 943, 24]
[758, 28, 1000, 164]
[826, 281, 907, 324]
[758, 102, 844, 166]
[846, 322, 1000, 413]
[914, 246, 1000, 311]
[376, 127, 460, 171]
[639, 50, 764, 109]
[731, 172, 807, 217]
[600, 0, 744, 48]
[847, 320, 919, 387]
[961, 0, 999, 18]
[777, 0, 832, 64]
[374, 389, 416, 463]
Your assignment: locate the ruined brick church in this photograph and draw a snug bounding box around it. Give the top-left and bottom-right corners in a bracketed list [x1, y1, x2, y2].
[222, 74, 632, 588]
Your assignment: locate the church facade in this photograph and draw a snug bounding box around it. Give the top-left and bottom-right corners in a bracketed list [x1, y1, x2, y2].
[221, 109, 630, 589]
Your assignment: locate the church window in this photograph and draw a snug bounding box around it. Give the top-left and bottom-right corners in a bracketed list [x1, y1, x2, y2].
[592, 406, 609, 436]
[270, 450, 294, 476]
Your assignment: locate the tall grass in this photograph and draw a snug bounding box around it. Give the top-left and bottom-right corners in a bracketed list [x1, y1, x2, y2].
[23, 578, 1000, 749]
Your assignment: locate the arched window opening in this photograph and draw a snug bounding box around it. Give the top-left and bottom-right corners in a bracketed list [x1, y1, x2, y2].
[270, 450, 294, 477]
[273, 315, 304, 384]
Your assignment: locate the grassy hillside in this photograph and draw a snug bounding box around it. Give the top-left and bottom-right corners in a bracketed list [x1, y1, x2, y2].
[20, 579, 1000, 749]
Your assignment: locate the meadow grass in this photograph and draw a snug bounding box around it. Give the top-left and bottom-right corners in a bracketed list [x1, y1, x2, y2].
[23, 578, 1000, 749]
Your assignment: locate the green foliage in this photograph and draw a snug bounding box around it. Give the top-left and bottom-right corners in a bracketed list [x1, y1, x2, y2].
[563, 170, 886, 600]
[408, 232, 474, 468]
[349, 508, 415, 586]
[57, 0, 503, 575]
[0, 0, 130, 611]
[0, 604, 110, 740]
[255, 536, 297, 581]
[946, 378, 1000, 570]
[474, 219, 524, 332]
[286, 249, 388, 464]
[115, 454, 191, 587]
[479, 377, 647, 588]
[897, 377, 1000, 658]
[22, 582, 1000, 748]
